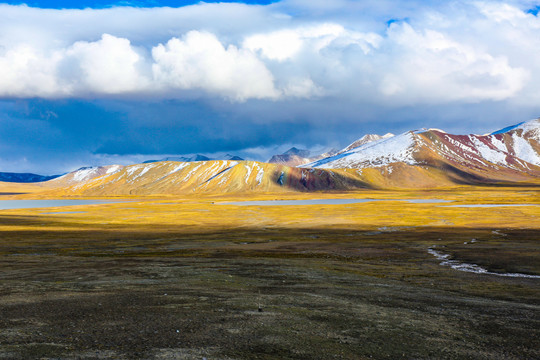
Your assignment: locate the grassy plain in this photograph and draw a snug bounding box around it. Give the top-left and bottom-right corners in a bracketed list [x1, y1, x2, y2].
[0, 186, 539, 359]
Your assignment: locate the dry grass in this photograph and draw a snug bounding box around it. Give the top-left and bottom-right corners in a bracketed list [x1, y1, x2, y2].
[0, 185, 538, 359]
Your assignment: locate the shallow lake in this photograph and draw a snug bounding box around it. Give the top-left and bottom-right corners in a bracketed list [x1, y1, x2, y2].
[40, 211, 88, 215]
[0, 200, 120, 210]
[220, 199, 451, 206]
[443, 204, 539, 208]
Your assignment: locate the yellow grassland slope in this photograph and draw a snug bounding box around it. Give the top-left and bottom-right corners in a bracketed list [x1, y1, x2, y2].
[2, 160, 538, 198]
[41, 160, 474, 196]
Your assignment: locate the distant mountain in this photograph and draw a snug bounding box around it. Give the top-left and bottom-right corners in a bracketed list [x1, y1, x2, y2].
[304, 119, 540, 184]
[9, 119, 539, 194]
[268, 147, 311, 166]
[268, 147, 339, 167]
[144, 154, 243, 163]
[143, 155, 211, 163]
[318, 149, 340, 161]
[0, 172, 61, 183]
[339, 133, 394, 154]
[284, 147, 311, 158]
[223, 154, 244, 161]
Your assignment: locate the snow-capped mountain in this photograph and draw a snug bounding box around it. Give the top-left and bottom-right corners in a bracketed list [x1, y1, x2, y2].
[487, 120, 539, 164]
[4, 119, 539, 194]
[223, 154, 245, 161]
[307, 132, 417, 169]
[268, 147, 312, 166]
[143, 154, 211, 163]
[144, 154, 244, 163]
[268, 147, 338, 167]
[47, 165, 124, 187]
[338, 133, 394, 155]
[304, 119, 540, 183]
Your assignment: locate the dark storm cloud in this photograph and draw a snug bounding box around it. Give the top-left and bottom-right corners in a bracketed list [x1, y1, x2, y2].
[2, 97, 538, 174]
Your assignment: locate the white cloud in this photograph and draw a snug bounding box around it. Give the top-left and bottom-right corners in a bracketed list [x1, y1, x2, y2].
[0, 1, 538, 103]
[65, 34, 150, 95]
[243, 24, 381, 62]
[0, 45, 64, 97]
[152, 31, 279, 101]
[374, 23, 528, 102]
[282, 77, 323, 98]
[243, 29, 305, 61]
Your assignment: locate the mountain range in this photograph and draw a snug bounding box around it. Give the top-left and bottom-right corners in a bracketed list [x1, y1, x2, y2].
[143, 154, 244, 164]
[305, 120, 539, 183]
[2, 119, 539, 194]
[268, 147, 338, 167]
[0, 172, 61, 183]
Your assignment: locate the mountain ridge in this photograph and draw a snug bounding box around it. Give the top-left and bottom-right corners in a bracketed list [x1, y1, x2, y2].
[143, 154, 244, 163]
[268, 147, 339, 167]
[304, 119, 540, 184]
[0, 172, 62, 183]
[3, 119, 539, 194]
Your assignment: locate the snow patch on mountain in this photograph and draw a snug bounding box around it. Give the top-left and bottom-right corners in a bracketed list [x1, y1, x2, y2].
[168, 163, 190, 176]
[511, 132, 540, 165]
[517, 119, 540, 138]
[124, 164, 157, 183]
[181, 163, 203, 182]
[72, 168, 97, 182]
[470, 137, 507, 165]
[340, 133, 394, 154]
[244, 164, 253, 184]
[490, 137, 508, 153]
[305, 132, 417, 169]
[137, 166, 151, 178]
[104, 165, 122, 174]
[253, 163, 264, 185]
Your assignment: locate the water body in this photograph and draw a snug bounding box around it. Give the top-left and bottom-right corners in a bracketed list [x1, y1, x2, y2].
[428, 247, 540, 279]
[0, 200, 120, 210]
[220, 199, 451, 206]
[443, 204, 539, 208]
[40, 211, 88, 215]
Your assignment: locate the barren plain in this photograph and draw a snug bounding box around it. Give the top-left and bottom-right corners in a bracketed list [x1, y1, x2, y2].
[0, 185, 539, 359]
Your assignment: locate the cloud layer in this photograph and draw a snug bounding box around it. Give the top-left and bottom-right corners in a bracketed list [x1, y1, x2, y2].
[2, 1, 540, 174]
[0, 1, 539, 103]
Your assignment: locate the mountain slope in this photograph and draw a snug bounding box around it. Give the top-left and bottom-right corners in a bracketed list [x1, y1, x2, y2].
[45, 165, 124, 188]
[49, 158, 504, 196]
[339, 133, 394, 154]
[268, 147, 312, 167]
[304, 119, 540, 184]
[143, 154, 244, 163]
[49, 160, 380, 195]
[268, 147, 338, 167]
[487, 120, 539, 165]
[6, 120, 539, 196]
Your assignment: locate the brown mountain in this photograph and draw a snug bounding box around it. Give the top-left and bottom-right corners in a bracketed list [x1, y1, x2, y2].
[305, 119, 540, 184]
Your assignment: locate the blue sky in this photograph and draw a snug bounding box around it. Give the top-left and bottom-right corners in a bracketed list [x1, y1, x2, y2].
[1, 0, 540, 174]
[3, 1, 276, 8]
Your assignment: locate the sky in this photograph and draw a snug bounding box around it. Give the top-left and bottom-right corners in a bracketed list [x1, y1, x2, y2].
[1, 0, 540, 174]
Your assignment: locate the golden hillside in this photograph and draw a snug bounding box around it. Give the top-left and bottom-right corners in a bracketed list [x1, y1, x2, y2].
[37, 158, 528, 197]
